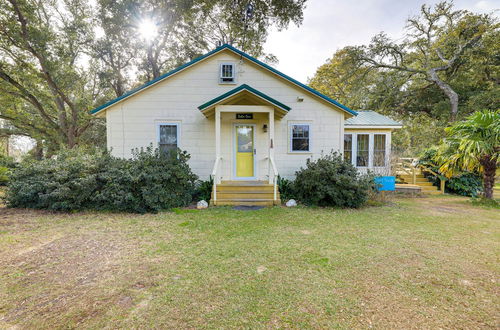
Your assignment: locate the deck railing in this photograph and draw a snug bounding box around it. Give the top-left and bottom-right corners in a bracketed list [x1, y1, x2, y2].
[395, 157, 446, 193]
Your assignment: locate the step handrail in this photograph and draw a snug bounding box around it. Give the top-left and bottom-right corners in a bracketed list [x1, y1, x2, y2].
[396, 157, 446, 194]
[269, 156, 278, 203]
[416, 164, 446, 193]
[211, 156, 221, 205]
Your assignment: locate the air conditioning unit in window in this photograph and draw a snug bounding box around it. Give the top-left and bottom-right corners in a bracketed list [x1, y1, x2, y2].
[220, 63, 235, 83]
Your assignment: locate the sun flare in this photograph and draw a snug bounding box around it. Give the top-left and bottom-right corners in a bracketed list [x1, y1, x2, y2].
[138, 19, 158, 41]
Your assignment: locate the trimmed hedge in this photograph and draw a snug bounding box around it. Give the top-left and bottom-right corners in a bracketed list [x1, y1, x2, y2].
[7, 147, 197, 213]
[293, 152, 375, 208]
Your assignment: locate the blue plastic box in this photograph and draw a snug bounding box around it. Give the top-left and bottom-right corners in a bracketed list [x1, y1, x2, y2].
[374, 176, 396, 191]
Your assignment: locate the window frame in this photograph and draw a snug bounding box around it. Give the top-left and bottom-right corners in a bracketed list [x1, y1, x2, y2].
[156, 122, 181, 153]
[343, 133, 353, 164]
[344, 132, 390, 168]
[288, 122, 312, 153]
[373, 134, 387, 168]
[356, 133, 370, 168]
[219, 62, 236, 84]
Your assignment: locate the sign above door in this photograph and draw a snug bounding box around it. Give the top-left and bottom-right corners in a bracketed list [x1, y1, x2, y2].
[236, 113, 253, 119]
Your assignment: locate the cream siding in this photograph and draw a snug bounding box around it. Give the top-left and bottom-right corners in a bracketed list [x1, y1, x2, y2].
[104, 49, 346, 180]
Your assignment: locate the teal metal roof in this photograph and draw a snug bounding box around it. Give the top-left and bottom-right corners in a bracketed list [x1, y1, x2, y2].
[198, 84, 291, 112]
[345, 111, 402, 127]
[90, 44, 356, 116]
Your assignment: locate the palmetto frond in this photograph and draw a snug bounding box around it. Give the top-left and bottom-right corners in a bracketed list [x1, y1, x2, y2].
[437, 110, 499, 178]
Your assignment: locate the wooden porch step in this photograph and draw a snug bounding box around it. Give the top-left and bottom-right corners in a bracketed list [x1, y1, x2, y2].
[414, 181, 434, 186]
[399, 175, 426, 180]
[220, 180, 271, 186]
[214, 192, 280, 199]
[395, 184, 421, 193]
[212, 181, 280, 207]
[212, 199, 278, 206]
[397, 173, 425, 177]
[216, 186, 274, 192]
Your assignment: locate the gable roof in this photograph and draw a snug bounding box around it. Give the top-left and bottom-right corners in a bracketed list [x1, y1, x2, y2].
[198, 84, 291, 113]
[345, 110, 402, 128]
[90, 44, 357, 116]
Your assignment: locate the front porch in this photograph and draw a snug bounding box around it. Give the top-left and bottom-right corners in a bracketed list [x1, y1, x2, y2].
[198, 85, 289, 206]
[209, 106, 281, 206]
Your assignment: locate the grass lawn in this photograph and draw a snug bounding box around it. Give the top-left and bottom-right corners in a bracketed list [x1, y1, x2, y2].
[0, 196, 498, 328]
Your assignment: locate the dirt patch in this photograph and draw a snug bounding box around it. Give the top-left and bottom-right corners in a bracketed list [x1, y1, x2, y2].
[0, 207, 58, 220]
[414, 196, 476, 217]
[0, 227, 140, 326]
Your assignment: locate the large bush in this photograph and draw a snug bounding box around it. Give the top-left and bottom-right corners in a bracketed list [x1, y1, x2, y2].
[293, 152, 374, 208]
[7, 147, 197, 213]
[418, 147, 482, 197]
[0, 155, 16, 186]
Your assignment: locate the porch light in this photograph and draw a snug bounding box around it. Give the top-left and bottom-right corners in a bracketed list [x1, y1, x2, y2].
[263, 124, 268, 133]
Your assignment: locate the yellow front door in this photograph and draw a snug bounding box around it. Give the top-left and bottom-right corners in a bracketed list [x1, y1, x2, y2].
[235, 125, 254, 178]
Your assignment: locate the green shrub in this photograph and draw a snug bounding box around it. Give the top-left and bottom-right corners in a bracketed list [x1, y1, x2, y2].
[277, 175, 294, 201]
[0, 166, 10, 185]
[193, 176, 214, 203]
[293, 152, 375, 208]
[418, 147, 482, 197]
[0, 155, 15, 168]
[7, 147, 198, 213]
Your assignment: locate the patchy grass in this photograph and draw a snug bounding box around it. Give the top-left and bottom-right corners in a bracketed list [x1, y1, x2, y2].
[0, 196, 498, 328]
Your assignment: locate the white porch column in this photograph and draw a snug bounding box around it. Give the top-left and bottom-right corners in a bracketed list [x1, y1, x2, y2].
[268, 109, 275, 184]
[215, 107, 221, 184]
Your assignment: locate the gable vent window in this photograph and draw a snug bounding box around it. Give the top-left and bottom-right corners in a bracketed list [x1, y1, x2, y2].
[219, 63, 235, 84]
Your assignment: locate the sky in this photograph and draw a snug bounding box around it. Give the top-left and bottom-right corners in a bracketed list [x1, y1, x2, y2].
[264, 0, 499, 83]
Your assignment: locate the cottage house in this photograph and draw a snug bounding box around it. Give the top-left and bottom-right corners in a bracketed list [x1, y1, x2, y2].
[91, 44, 401, 205]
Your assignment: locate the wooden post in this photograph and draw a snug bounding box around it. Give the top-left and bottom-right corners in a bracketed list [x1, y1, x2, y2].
[440, 179, 445, 194]
[268, 109, 274, 184]
[215, 108, 221, 184]
[412, 167, 416, 185]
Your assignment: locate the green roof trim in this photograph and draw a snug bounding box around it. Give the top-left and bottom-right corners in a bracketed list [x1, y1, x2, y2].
[198, 84, 291, 112]
[345, 110, 402, 127]
[89, 46, 225, 115]
[90, 44, 356, 116]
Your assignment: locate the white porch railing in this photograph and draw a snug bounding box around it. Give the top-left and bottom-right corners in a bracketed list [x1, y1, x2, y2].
[268, 156, 278, 204]
[211, 156, 221, 205]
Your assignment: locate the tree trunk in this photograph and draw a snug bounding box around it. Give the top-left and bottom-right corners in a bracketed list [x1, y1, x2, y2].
[34, 140, 44, 160]
[481, 156, 496, 199]
[428, 68, 459, 121]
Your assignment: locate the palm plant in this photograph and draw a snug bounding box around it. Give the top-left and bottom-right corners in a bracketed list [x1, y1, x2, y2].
[436, 110, 499, 199]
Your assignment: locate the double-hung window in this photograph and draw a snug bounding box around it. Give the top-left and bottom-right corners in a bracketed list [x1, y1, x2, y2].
[373, 134, 386, 167]
[219, 63, 235, 83]
[290, 124, 311, 152]
[356, 134, 369, 167]
[343, 134, 353, 163]
[158, 123, 179, 155]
